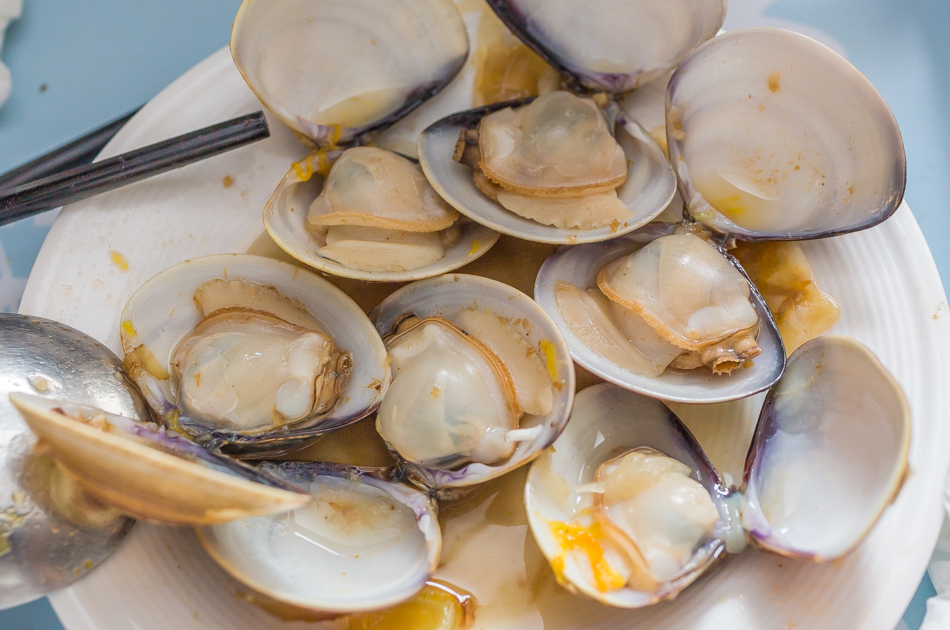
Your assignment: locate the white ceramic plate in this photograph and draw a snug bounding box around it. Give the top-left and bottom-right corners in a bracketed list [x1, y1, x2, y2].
[18, 35, 950, 630]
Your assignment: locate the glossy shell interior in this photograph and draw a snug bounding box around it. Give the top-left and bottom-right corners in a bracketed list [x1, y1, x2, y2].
[197, 461, 441, 614]
[667, 28, 906, 240]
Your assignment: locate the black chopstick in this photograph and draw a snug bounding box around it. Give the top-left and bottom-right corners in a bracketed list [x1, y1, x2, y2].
[0, 111, 270, 226]
[0, 107, 142, 191]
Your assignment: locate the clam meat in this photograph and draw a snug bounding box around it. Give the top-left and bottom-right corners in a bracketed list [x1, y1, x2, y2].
[168, 279, 348, 433]
[120, 254, 389, 455]
[454, 91, 631, 230]
[558, 231, 761, 376]
[376, 308, 553, 469]
[305, 147, 462, 273]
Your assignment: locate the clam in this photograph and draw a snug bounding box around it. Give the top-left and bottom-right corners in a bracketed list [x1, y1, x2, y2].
[264, 146, 500, 281]
[419, 92, 676, 244]
[120, 254, 389, 457]
[197, 461, 441, 614]
[9, 394, 309, 525]
[666, 28, 906, 240]
[484, 0, 726, 93]
[535, 225, 786, 403]
[525, 336, 910, 606]
[370, 273, 574, 492]
[230, 0, 469, 148]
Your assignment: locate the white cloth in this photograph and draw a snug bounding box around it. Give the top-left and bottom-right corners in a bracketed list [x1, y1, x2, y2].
[0, 0, 24, 109]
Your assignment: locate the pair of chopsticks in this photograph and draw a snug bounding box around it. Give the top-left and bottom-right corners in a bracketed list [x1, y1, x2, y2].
[0, 109, 270, 226]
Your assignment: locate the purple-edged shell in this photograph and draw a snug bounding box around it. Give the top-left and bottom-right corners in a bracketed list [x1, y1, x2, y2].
[231, 0, 469, 148]
[666, 28, 906, 240]
[485, 0, 725, 93]
[9, 394, 309, 525]
[525, 336, 910, 607]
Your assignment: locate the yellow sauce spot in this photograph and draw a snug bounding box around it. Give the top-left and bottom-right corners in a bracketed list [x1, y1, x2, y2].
[430, 385, 441, 399]
[609, 219, 621, 233]
[121, 320, 137, 338]
[566, 235, 578, 245]
[468, 239, 480, 256]
[292, 156, 315, 181]
[123, 344, 170, 380]
[768, 72, 782, 93]
[710, 193, 747, 220]
[109, 250, 129, 271]
[539, 339, 558, 381]
[548, 521, 626, 592]
[222, 176, 234, 188]
[328, 124, 342, 149]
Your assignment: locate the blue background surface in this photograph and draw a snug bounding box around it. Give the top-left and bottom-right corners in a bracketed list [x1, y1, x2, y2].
[0, 0, 946, 628]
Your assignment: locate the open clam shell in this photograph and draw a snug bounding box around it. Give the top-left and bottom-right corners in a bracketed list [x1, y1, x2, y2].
[534, 225, 786, 403]
[526, 337, 911, 607]
[485, 0, 725, 93]
[418, 99, 676, 245]
[370, 273, 575, 492]
[263, 150, 500, 282]
[230, 0, 469, 148]
[524, 383, 733, 607]
[666, 28, 906, 240]
[742, 335, 911, 560]
[119, 254, 390, 457]
[197, 461, 440, 614]
[9, 394, 309, 525]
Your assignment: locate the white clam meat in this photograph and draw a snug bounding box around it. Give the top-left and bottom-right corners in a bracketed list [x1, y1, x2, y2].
[120, 254, 389, 456]
[419, 95, 676, 244]
[371, 273, 574, 491]
[535, 227, 786, 403]
[304, 147, 462, 273]
[197, 462, 441, 614]
[597, 232, 761, 374]
[667, 28, 906, 240]
[454, 91, 631, 230]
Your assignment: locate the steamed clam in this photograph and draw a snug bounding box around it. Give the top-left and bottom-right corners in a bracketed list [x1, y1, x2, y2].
[667, 28, 906, 240]
[264, 146, 500, 281]
[371, 274, 574, 492]
[120, 254, 389, 456]
[419, 92, 675, 244]
[453, 91, 632, 231]
[527, 335, 910, 606]
[535, 225, 786, 403]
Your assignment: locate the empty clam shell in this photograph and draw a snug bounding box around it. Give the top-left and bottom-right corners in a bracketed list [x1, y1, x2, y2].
[231, 0, 469, 147]
[9, 394, 309, 525]
[197, 461, 440, 614]
[742, 335, 911, 560]
[667, 28, 906, 240]
[418, 98, 676, 244]
[370, 273, 575, 492]
[534, 226, 786, 403]
[263, 148, 500, 282]
[485, 0, 725, 93]
[120, 254, 390, 457]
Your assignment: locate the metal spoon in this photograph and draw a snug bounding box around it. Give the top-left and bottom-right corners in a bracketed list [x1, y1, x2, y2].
[0, 314, 151, 609]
